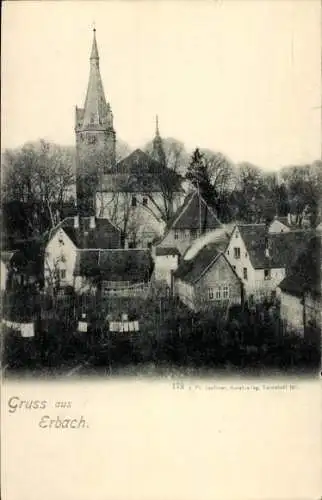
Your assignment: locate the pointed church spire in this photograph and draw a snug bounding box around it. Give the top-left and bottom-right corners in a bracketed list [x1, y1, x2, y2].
[90, 27, 99, 61]
[152, 114, 166, 168]
[82, 28, 111, 128]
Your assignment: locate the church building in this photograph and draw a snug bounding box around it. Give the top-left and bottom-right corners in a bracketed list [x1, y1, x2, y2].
[75, 29, 184, 248]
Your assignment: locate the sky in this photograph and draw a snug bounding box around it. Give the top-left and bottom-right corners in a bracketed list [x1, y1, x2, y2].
[2, 0, 321, 170]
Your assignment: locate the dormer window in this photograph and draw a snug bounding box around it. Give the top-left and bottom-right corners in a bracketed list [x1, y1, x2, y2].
[174, 230, 179, 240]
[131, 196, 137, 207]
[142, 196, 148, 206]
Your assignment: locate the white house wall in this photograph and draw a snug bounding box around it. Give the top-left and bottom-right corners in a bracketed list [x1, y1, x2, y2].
[279, 291, 304, 335]
[154, 254, 179, 287]
[96, 191, 165, 246]
[225, 226, 285, 299]
[174, 278, 195, 310]
[44, 229, 77, 288]
[1, 261, 8, 292]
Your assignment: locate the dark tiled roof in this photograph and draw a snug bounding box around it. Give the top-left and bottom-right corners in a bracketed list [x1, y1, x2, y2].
[174, 243, 236, 284]
[116, 149, 162, 175]
[167, 191, 222, 232]
[101, 149, 183, 193]
[155, 247, 180, 256]
[238, 225, 311, 270]
[279, 236, 321, 297]
[51, 217, 121, 250]
[74, 249, 154, 282]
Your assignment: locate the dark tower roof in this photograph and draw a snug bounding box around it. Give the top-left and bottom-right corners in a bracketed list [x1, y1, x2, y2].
[82, 29, 110, 128]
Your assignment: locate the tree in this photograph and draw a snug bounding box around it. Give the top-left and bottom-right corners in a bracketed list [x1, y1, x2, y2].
[186, 148, 215, 205]
[2, 140, 75, 234]
[144, 137, 187, 223]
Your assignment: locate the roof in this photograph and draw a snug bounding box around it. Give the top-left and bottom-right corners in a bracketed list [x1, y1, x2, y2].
[174, 243, 239, 285]
[101, 149, 183, 193]
[279, 236, 321, 297]
[273, 216, 291, 228]
[155, 247, 180, 256]
[81, 30, 109, 129]
[74, 249, 154, 282]
[167, 191, 222, 232]
[237, 224, 311, 270]
[116, 149, 162, 175]
[50, 217, 121, 250]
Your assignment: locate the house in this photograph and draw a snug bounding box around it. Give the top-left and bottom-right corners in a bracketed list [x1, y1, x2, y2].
[44, 215, 121, 290]
[74, 248, 154, 296]
[153, 247, 181, 288]
[278, 236, 321, 338]
[156, 190, 223, 256]
[225, 224, 311, 301]
[173, 243, 243, 312]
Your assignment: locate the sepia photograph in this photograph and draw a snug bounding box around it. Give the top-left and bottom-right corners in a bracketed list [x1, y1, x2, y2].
[1, 0, 321, 380]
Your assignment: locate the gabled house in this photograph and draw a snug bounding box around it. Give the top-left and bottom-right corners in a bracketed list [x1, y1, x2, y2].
[44, 215, 121, 290]
[152, 191, 223, 288]
[173, 243, 243, 312]
[156, 190, 222, 256]
[74, 248, 154, 296]
[278, 236, 321, 337]
[225, 224, 311, 301]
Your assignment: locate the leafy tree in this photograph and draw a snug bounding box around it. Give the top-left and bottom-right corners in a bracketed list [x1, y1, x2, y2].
[186, 148, 215, 206]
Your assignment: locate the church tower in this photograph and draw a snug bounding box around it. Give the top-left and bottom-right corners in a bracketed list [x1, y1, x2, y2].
[151, 115, 166, 168]
[75, 28, 116, 215]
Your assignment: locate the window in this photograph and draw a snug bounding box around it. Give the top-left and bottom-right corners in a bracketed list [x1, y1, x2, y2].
[191, 229, 198, 239]
[142, 196, 148, 206]
[208, 288, 214, 300]
[60, 269, 66, 279]
[235, 231, 239, 238]
[174, 230, 179, 240]
[131, 196, 137, 207]
[245, 252, 248, 258]
[264, 269, 271, 280]
[222, 285, 229, 299]
[227, 250, 229, 255]
[243, 267, 248, 280]
[233, 265, 236, 270]
[216, 287, 221, 299]
[234, 247, 241, 259]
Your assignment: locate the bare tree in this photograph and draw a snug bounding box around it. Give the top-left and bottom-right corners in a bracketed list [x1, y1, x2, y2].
[2, 139, 75, 232]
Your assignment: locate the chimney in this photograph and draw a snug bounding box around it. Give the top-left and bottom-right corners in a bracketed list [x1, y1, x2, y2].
[74, 215, 79, 229]
[89, 216, 96, 229]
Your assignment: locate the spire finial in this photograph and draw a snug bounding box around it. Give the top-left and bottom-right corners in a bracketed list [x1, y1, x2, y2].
[90, 24, 99, 60]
